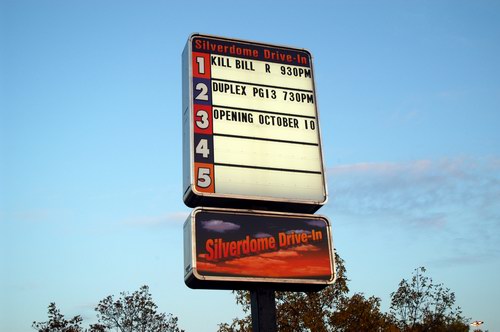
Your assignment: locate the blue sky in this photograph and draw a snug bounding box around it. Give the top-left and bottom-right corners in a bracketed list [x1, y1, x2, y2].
[1, 0, 499, 331]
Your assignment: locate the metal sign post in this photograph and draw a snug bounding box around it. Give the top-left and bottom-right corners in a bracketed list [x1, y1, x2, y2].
[251, 289, 277, 332]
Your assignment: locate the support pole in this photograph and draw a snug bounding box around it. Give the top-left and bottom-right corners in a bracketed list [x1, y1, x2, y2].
[250, 288, 277, 332]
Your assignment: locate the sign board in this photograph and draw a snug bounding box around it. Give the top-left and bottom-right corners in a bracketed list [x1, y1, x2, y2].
[184, 207, 335, 291]
[182, 34, 327, 213]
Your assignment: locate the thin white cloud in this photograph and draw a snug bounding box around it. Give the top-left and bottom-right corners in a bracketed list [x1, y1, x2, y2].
[388, 109, 421, 125]
[427, 253, 496, 268]
[307, 219, 327, 228]
[285, 229, 311, 235]
[328, 157, 500, 222]
[0, 209, 56, 224]
[123, 211, 190, 228]
[254, 232, 272, 238]
[202, 219, 240, 233]
[326, 157, 500, 262]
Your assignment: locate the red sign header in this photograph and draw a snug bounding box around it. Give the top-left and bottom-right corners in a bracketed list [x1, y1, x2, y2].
[192, 36, 311, 67]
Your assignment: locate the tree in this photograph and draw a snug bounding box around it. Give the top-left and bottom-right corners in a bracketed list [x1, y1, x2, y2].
[33, 286, 183, 332]
[91, 285, 183, 332]
[218, 253, 394, 332]
[389, 267, 469, 332]
[330, 293, 398, 332]
[218, 259, 472, 332]
[32, 302, 84, 332]
[217, 290, 252, 332]
[277, 253, 349, 331]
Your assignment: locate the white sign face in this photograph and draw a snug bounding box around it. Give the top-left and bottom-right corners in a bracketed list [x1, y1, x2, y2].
[182, 34, 327, 212]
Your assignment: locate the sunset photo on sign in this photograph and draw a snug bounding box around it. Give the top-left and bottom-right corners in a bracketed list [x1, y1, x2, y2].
[194, 211, 334, 280]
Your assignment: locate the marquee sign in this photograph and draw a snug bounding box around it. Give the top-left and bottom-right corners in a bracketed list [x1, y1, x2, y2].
[182, 34, 327, 213]
[184, 207, 335, 290]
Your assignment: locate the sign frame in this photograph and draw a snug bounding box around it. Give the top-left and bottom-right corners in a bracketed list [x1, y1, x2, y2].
[184, 207, 336, 291]
[182, 33, 328, 213]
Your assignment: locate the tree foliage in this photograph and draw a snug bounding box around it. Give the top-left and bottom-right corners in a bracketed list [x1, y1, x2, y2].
[33, 286, 183, 332]
[330, 293, 397, 332]
[90, 285, 182, 332]
[219, 253, 394, 332]
[275, 253, 349, 331]
[32, 302, 84, 332]
[389, 267, 469, 332]
[219, 259, 471, 332]
[33, 266, 471, 332]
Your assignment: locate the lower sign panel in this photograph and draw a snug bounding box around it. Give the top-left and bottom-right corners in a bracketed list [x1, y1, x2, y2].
[184, 207, 335, 291]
